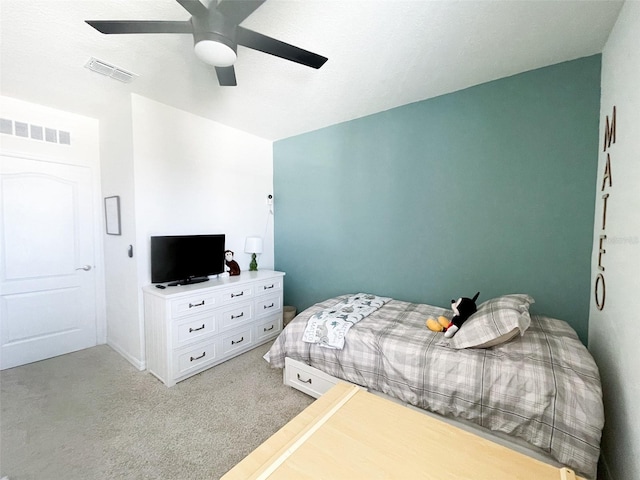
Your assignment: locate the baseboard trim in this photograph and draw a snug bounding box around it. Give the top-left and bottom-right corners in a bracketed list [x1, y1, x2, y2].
[107, 340, 145, 371]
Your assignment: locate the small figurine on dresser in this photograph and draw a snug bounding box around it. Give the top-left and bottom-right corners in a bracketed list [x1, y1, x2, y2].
[224, 250, 241, 276]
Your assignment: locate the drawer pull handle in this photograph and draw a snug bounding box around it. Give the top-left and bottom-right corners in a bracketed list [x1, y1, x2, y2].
[263, 284, 274, 290]
[189, 301, 205, 308]
[263, 325, 274, 332]
[264, 303, 275, 310]
[189, 324, 205, 333]
[231, 292, 244, 298]
[296, 373, 312, 384]
[190, 352, 206, 362]
[231, 312, 244, 320]
[231, 336, 244, 345]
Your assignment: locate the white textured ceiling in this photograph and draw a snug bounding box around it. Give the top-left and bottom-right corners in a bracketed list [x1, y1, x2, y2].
[0, 0, 624, 140]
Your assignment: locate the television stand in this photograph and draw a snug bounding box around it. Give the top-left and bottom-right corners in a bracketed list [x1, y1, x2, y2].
[167, 276, 210, 287]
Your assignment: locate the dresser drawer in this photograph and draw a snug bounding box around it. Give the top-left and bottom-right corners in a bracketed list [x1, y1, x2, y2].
[219, 284, 253, 305]
[173, 339, 219, 379]
[172, 311, 217, 348]
[171, 292, 217, 319]
[255, 293, 282, 319]
[254, 277, 282, 295]
[221, 327, 253, 357]
[254, 315, 282, 343]
[219, 301, 253, 331]
[284, 357, 339, 398]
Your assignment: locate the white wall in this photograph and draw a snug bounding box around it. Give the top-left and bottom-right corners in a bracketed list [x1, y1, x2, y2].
[0, 95, 107, 343]
[131, 94, 275, 287]
[99, 95, 143, 369]
[588, 3, 640, 480]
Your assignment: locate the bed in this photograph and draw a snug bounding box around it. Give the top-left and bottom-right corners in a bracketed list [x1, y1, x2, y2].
[264, 293, 604, 480]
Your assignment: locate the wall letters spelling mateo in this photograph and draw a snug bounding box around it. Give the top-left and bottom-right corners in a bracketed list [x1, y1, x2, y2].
[594, 106, 616, 311]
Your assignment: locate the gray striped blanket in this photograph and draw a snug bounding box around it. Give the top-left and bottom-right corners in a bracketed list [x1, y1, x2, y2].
[266, 296, 603, 479]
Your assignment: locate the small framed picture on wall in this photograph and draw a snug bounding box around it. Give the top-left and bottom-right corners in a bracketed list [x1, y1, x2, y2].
[104, 196, 121, 235]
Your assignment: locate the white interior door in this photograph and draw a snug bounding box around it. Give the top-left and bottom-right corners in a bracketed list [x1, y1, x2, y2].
[0, 154, 97, 369]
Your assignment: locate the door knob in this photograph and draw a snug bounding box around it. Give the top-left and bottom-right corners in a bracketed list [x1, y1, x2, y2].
[75, 265, 92, 271]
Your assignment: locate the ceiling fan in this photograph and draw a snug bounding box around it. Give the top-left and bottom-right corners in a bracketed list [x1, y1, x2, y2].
[85, 0, 328, 86]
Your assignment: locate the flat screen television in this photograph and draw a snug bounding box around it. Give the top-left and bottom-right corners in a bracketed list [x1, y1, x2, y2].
[151, 234, 225, 286]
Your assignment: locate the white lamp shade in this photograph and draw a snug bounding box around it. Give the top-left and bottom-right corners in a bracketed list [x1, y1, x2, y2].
[244, 236, 263, 254]
[194, 39, 237, 67]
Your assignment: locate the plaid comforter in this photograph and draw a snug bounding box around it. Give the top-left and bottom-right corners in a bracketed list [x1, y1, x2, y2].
[266, 296, 604, 479]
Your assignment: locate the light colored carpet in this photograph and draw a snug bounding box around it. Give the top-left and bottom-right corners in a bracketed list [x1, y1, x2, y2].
[0, 342, 313, 480]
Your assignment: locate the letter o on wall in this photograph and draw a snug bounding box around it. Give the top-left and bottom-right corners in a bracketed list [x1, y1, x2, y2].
[595, 273, 606, 311]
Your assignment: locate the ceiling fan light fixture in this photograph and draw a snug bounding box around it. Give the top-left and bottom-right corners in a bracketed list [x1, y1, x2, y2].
[194, 39, 237, 67]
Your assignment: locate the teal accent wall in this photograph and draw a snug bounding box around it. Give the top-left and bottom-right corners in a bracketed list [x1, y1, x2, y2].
[274, 55, 601, 343]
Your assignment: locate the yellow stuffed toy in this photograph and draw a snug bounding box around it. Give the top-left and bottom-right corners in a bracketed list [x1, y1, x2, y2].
[426, 292, 480, 338]
[426, 315, 452, 333]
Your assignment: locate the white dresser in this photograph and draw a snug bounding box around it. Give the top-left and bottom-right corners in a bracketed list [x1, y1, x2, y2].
[143, 270, 285, 387]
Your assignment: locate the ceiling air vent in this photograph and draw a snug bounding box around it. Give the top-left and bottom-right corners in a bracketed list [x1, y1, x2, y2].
[85, 57, 137, 83]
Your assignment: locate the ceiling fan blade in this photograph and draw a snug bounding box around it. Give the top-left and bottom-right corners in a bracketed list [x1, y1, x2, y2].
[236, 27, 327, 69]
[176, 0, 209, 18]
[86, 20, 193, 34]
[217, 0, 266, 25]
[215, 66, 237, 86]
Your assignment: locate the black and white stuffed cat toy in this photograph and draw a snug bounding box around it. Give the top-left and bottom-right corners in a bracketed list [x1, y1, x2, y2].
[426, 292, 480, 338]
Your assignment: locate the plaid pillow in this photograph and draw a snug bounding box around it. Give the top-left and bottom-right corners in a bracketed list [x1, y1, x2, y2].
[441, 294, 535, 349]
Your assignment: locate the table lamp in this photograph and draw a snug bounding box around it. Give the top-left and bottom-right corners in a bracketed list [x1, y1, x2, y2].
[244, 236, 263, 271]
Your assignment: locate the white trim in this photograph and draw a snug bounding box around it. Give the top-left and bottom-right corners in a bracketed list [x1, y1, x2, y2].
[107, 340, 145, 371]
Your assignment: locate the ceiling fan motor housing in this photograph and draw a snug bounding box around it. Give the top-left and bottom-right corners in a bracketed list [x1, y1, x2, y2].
[191, 12, 237, 67]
